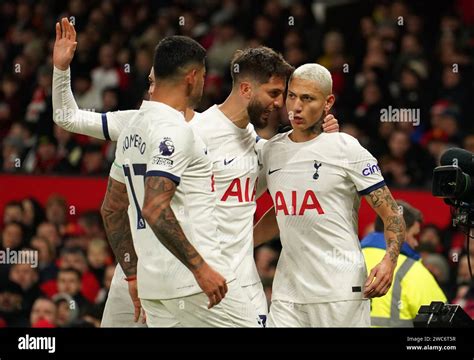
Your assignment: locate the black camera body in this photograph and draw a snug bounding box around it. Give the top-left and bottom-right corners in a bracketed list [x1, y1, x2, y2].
[432, 148, 474, 227]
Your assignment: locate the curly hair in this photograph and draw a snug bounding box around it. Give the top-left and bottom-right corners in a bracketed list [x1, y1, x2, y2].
[230, 46, 294, 86]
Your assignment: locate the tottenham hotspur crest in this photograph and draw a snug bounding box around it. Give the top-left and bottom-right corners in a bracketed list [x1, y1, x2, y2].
[313, 161, 322, 180]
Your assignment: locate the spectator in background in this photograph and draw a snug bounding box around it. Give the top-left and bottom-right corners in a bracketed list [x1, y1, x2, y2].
[0, 280, 28, 327]
[86, 239, 110, 287]
[80, 143, 107, 176]
[53, 292, 80, 327]
[207, 19, 245, 77]
[380, 130, 435, 188]
[45, 195, 68, 229]
[454, 255, 474, 297]
[354, 81, 386, 139]
[423, 253, 451, 294]
[90, 44, 127, 110]
[52, 124, 83, 173]
[127, 47, 153, 108]
[1, 222, 25, 251]
[32, 135, 58, 174]
[45, 194, 76, 239]
[100, 87, 120, 113]
[0, 74, 22, 138]
[463, 134, 474, 153]
[8, 262, 41, 315]
[77, 211, 105, 240]
[72, 71, 101, 111]
[21, 197, 45, 239]
[30, 235, 57, 282]
[5, 122, 36, 173]
[453, 283, 474, 320]
[438, 66, 468, 117]
[25, 65, 53, 139]
[55, 247, 100, 303]
[318, 31, 347, 72]
[95, 264, 115, 307]
[36, 222, 62, 252]
[1, 135, 24, 173]
[362, 201, 447, 326]
[3, 201, 23, 224]
[29, 297, 56, 327]
[418, 224, 445, 255]
[56, 267, 91, 316]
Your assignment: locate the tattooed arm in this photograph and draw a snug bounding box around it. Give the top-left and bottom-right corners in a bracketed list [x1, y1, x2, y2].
[363, 185, 406, 298]
[101, 177, 144, 322]
[141, 176, 227, 308]
[100, 177, 137, 278]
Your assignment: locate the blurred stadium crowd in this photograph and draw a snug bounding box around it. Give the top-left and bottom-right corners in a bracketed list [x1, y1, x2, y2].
[0, 0, 474, 326]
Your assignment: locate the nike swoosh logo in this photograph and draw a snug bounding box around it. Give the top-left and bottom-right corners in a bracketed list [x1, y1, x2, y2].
[268, 168, 281, 175]
[224, 158, 236, 165]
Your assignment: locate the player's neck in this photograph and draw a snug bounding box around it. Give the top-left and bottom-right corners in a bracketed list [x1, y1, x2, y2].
[218, 92, 249, 129]
[150, 87, 188, 114]
[290, 128, 322, 143]
[184, 108, 195, 122]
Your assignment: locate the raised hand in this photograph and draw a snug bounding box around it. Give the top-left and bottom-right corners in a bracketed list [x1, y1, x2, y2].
[53, 17, 77, 71]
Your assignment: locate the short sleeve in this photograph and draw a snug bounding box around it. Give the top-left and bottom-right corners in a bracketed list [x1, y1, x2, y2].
[345, 139, 385, 195]
[103, 110, 138, 141]
[145, 125, 194, 185]
[109, 154, 125, 184]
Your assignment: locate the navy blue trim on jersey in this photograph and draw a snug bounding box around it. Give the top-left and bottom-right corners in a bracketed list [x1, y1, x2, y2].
[145, 170, 180, 185]
[256, 135, 262, 143]
[101, 113, 111, 140]
[358, 180, 386, 195]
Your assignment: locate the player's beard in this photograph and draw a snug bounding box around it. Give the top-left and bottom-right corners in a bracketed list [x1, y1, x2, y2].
[247, 97, 268, 129]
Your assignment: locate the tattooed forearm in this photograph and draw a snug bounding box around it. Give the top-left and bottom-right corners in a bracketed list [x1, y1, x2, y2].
[368, 188, 384, 208]
[101, 178, 138, 277]
[142, 176, 204, 272]
[366, 186, 406, 264]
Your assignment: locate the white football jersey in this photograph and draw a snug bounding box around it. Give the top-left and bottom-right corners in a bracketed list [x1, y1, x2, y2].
[110, 100, 235, 300]
[262, 131, 385, 304]
[191, 105, 266, 286]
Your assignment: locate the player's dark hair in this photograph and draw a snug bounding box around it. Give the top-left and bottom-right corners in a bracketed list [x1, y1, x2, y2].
[230, 47, 294, 86]
[153, 36, 206, 81]
[374, 200, 422, 232]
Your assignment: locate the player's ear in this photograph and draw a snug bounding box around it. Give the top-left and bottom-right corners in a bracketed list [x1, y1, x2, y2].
[186, 68, 198, 85]
[325, 94, 335, 113]
[239, 81, 253, 100]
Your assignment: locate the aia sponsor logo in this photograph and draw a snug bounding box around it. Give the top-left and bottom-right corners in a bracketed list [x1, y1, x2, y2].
[221, 177, 258, 202]
[274, 190, 324, 216]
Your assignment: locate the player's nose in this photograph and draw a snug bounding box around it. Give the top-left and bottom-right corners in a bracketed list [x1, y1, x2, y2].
[274, 94, 284, 108]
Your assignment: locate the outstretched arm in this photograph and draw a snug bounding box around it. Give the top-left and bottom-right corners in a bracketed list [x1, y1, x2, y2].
[364, 186, 406, 298]
[52, 17, 132, 140]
